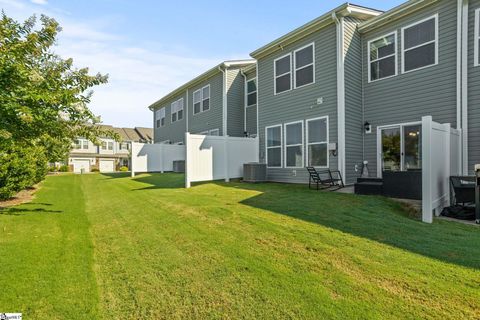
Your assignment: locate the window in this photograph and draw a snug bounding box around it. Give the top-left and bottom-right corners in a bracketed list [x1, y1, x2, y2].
[155, 108, 165, 128]
[306, 117, 328, 167]
[402, 15, 438, 73]
[74, 139, 88, 149]
[284, 121, 304, 168]
[119, 142, 129, 150]
[475, 9, 480, 67]
[369, 32, 397, 82]
[171, 98, 184, 122]
[266, 125, 282, 167]
[193, 85, 210, 114]
[274, 54, 292, 94]
[209, 129, 219, 136]
[246, 78, 257, 107]
[294, 43, 315, 88]
[101, 141, 114, 151]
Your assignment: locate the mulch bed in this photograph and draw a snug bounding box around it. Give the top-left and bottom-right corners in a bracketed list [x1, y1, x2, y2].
[0, 184, 41, 209]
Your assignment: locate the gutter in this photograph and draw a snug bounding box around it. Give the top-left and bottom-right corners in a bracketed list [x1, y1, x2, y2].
[240, 69, 247, 133]
[332, 12, 346, 182]
[461, 0, 469, 174]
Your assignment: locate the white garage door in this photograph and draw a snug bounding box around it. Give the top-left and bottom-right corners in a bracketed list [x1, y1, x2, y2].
[72, 159, 90, 173]
[99, 160, 115, 173]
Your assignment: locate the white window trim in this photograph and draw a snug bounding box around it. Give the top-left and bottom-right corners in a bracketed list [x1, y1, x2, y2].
[193, 85, 211, 115]
[156, 108, 166, 127]
[273, 53, 292, 95]
[401, 14, 439, 74]
[293, 42, 315, 89]
[171, 98, 184, 123]
[246, 78, 257, 107]
[265, 124, 283, 168]
[283, 120, 304, 169]
[306, 116, 329, 169]
[368, 32, 398, 83]
[475, 9, 480, 67]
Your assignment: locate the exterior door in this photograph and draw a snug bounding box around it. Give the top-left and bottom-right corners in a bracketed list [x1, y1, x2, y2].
[378, 123, 422, 176]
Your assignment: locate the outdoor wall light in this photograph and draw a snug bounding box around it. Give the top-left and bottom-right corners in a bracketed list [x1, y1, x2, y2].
[364, 121, 372, 134]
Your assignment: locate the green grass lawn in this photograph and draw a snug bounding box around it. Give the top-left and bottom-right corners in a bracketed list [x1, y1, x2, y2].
[0, 173, 479, 319]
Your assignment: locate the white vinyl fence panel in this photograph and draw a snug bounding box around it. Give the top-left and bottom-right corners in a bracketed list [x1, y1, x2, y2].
[185, 133, 259, 187]
[422, 116, 462, 223]
[131, 143, 185, 176]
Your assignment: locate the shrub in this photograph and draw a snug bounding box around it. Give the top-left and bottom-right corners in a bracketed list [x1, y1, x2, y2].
[119, 166, 129, 172]
[58, 165, 69, 172]
[91, 168, 99, 172]
[0, 143, 48, 200]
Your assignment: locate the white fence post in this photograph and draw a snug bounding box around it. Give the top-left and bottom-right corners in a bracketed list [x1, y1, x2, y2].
[444, 123, 451, 209]
[224, 136, 230, 182]
[185, 132, 191, 188]
[160, 144, 165, 174]
[422, 116, 433, 223]
[131, 143, 136, 178]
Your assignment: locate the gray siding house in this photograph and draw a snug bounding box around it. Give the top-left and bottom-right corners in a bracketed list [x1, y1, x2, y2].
[149, 60, 256, 144]
[250, 4, 381, 184]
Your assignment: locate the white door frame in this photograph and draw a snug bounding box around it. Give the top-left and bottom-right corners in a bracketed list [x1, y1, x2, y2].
[376, 121, 422, 177]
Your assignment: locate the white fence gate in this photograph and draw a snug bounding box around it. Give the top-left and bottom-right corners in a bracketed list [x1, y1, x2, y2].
[422, 116, 462, 223]
[185, 133, 259, 188]
[131, 143, 185, 177]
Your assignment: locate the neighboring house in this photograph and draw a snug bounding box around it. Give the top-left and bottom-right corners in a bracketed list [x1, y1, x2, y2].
[149, 60, 256, 144]
[68, 125, 153, 173]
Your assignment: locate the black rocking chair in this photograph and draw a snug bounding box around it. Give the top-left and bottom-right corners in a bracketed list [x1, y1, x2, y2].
[306, 167, 345, 191]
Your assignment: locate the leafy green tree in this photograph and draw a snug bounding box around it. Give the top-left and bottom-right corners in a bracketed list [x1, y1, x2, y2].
[0, 12, 117, 199]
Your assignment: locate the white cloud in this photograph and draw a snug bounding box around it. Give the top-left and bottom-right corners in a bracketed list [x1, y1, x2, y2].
[30, 0, 47, 5]
[0, 0, 247, 128]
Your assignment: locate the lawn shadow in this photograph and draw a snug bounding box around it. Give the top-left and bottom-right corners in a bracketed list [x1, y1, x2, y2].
[0, 207, 63, 216]
[131, 173, 186, 190]
[215, 181, 480, 270]
[101, 172, 131, 179]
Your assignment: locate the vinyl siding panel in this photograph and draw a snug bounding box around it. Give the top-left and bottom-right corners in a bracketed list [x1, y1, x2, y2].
[362, 0, 458, 176]
[344, 17, 365, 184]
[245, 69, 257, 135]
[226, 68, 245, 137]
[153, 92, 187, 144]
[469, 0, 480, 172]
[188, 72, 224, 135]
[257, 23, 338, 183]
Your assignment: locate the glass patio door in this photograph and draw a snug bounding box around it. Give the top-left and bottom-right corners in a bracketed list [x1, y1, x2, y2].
[380, 124, 422, 174]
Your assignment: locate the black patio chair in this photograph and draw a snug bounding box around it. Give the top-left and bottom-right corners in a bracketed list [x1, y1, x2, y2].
[450, 176, 475, 206]
[306, 167, 345, 191]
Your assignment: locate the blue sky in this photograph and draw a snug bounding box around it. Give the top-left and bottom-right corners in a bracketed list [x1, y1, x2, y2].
[0, 0, 404, 127]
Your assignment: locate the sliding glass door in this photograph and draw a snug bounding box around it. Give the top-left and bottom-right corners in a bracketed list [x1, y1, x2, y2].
[380, 124, 421, 174]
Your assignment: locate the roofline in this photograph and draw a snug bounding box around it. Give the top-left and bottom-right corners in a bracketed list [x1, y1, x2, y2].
[250, 3, 382, 59]
[148, 59, 256, 111]
[358, 0, 439, 33]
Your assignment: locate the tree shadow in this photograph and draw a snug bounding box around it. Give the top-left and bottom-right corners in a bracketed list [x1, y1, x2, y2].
[0, 207, 63, 216]
[131, 173, 186, 190]
[215, 181, 480, 270]
[100, 172, 131, 179]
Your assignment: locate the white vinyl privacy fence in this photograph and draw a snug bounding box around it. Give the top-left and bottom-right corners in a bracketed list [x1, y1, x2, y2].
[422, 116, 462, 223]
[185, 133, 259, 188]
[131, 143, 185, 176]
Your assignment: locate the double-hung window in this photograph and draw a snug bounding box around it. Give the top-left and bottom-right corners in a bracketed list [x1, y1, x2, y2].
[193, 85, 210, 114]
[156, 108, 166, 128]
[284, 121, 304, 168]
[402, 15, 438, 73]
[475, 9, 480, 67]
[274, 54, 292, 94]
[171, 98, 184, 122]
[306, 117, 329, 167]
[369, 32, 397, 82]
[294, 43, 314, 88]
[266, 125, 282, 167]
[119, 142, 129, 150]
[246, 78, 257, 107]
[101, 141, 114, 151]
[74, 139, 88, 149]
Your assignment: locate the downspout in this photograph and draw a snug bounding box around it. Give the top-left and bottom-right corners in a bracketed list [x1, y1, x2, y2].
[240, 69, 247, 133]
[461, 0, 469, 174]
[333, 12, 346, 182]
[457, 0, 463, 132]
[218, 66, 228, 136]
[185, 88, 189, 137]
